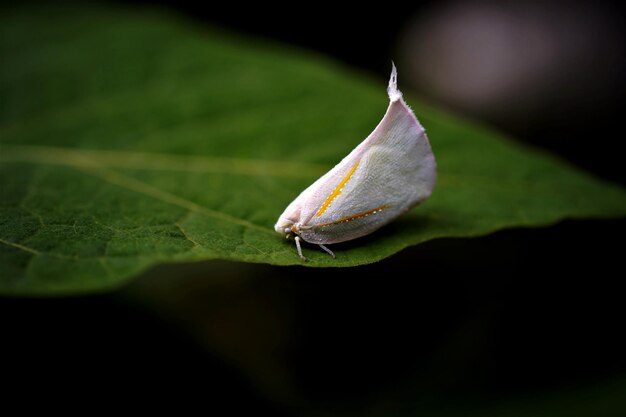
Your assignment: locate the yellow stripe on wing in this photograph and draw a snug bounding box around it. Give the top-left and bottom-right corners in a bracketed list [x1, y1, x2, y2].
[315, 160, 360, 217]
[317, 205, 390, 228]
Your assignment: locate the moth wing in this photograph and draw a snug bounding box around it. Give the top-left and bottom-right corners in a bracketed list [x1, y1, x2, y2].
[299, 85, 436, 244]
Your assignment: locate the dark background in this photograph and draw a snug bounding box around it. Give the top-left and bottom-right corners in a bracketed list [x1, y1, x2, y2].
[126, 0, 625, 185]
[2, 1, 625, 414]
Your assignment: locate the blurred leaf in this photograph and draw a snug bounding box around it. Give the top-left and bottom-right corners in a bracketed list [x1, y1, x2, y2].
[1, 5, 625, 294]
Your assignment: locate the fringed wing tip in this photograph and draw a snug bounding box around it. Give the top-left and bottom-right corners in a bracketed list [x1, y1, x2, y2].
[387, 62, 403, 102]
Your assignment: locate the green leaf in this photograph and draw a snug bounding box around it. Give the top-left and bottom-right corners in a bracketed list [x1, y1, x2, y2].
[1, 5, 625, 294]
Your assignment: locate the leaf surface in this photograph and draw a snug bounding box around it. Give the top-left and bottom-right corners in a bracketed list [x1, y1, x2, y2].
[1, 5, 625, 294]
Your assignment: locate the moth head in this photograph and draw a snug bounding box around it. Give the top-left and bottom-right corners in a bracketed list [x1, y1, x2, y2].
[274, 218, 300, 237]
[274, 218, 293, 236]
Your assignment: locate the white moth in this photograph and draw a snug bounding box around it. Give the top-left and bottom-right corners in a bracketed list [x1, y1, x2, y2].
[275, 64, 436, 260]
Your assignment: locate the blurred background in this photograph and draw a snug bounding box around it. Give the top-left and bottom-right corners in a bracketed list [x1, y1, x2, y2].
[132, 0, 625, 185]
[2, 0, 625, 414]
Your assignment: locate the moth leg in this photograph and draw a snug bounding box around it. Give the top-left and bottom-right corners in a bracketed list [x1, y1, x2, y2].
[294, 236, 307, 261]
[318, 244, 335, 259]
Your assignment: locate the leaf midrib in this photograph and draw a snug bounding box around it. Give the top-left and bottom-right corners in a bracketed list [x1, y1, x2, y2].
[0, 143, 601, 195]
[0, 144, 328, 177]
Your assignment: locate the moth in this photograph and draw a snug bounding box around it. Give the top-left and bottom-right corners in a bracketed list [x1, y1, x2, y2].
[275, 64, 436, 260]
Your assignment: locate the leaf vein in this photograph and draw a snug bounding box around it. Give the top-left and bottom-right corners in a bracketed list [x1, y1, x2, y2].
[74, 165, 274, 235]
[0, 238, 41, 255]
[174, 222, 201, 248]
[0, 144, 327, 178]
